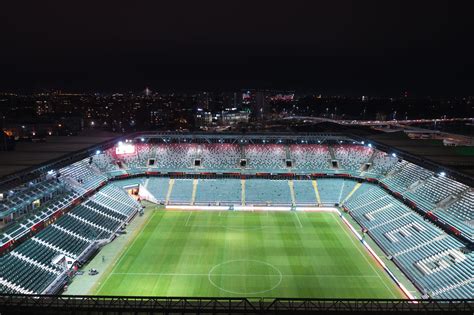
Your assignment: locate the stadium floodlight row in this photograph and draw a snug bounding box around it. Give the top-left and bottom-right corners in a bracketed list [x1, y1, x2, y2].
[0, 132, 472, 301]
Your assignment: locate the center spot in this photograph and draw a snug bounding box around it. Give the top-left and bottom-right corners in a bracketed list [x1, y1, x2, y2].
[208, 259, 282, 295]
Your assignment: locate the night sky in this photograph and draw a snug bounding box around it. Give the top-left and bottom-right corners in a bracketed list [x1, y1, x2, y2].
[1, 1, 473, 95]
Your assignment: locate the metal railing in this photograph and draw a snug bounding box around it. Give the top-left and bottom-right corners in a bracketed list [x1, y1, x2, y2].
[0, 294, 472, 314]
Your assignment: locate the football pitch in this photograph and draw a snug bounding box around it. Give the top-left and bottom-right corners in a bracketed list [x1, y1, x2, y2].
[94, 210, 404, 298]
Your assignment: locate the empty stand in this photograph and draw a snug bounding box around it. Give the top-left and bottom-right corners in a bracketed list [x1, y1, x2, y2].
[195, 178, 241, 204]
[344, 182, 472, 299]
[245, 179, 292, 204]
[290, 144, 331, 171]
[245, 144, 286, 171]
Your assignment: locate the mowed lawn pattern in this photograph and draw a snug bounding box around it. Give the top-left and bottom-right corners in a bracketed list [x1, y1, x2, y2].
[95, 210, 403, 298]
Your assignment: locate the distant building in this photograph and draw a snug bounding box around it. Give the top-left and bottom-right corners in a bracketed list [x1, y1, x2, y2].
[0, 131, 15, 151]
[220, 109, 250, 125]
[254, 91, 268, 120]
[195, 109, 212, 127]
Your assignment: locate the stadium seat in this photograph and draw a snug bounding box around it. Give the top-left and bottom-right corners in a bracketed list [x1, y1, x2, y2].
[344, 182, 473, 299]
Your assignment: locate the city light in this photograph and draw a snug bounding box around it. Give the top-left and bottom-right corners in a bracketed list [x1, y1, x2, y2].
[0, 6, 471, 304]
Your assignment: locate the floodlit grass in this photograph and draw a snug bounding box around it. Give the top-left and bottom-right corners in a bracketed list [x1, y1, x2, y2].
[95, 210, 403, 298]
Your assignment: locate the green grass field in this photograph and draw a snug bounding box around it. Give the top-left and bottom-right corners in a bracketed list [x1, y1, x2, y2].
[95, 210, 404, 298]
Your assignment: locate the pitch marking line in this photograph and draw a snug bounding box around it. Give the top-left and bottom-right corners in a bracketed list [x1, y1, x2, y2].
[185, 212, 304, 230]
[184, 211, 193, 226]
[294, 212, 303, 228]
[96, 211, 156, 293]
[186, 224, 270, 231]
[208, 259, 282, 295]
[111, 272, 379, 278]
[183, 224, 303, 231]
[333, 213, 398, 298]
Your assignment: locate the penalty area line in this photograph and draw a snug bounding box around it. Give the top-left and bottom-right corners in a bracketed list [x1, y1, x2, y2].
[184, 211, 193, 226]
[294, 212, 303, 228]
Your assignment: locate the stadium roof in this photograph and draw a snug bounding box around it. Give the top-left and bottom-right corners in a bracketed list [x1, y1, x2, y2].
[289, 121, 474, 178]
[366, 132, 474, 177]
[0, 131, 118, 178]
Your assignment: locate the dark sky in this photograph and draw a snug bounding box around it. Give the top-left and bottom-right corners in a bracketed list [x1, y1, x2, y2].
[1, 1, 473, 95]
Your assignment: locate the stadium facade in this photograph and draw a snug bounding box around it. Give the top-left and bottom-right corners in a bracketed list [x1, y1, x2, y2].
[0, 132, 472, 311]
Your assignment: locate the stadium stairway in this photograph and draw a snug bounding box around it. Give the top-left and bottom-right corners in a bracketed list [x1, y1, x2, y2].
[165, 178, 175, 204]
[285, 144, 292, 162]
[367, 150, 377, 164]
[328, 146, 336, 161]
[240, 143, 246, 161]
[337, 180, 357, 204]
[341, 182, 362, 205]
[317, 179, 345, 205]
[191, 179, 199, 205]
[288, 180, 296, 205]
[312, 179, 322, 205]
[241, 179, 246, 206]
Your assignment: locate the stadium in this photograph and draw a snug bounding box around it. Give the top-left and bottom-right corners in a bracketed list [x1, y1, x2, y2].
[0, 132, 472, 313]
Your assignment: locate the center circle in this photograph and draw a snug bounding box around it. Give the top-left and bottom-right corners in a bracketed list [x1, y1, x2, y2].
[208, 259, 282, 295]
